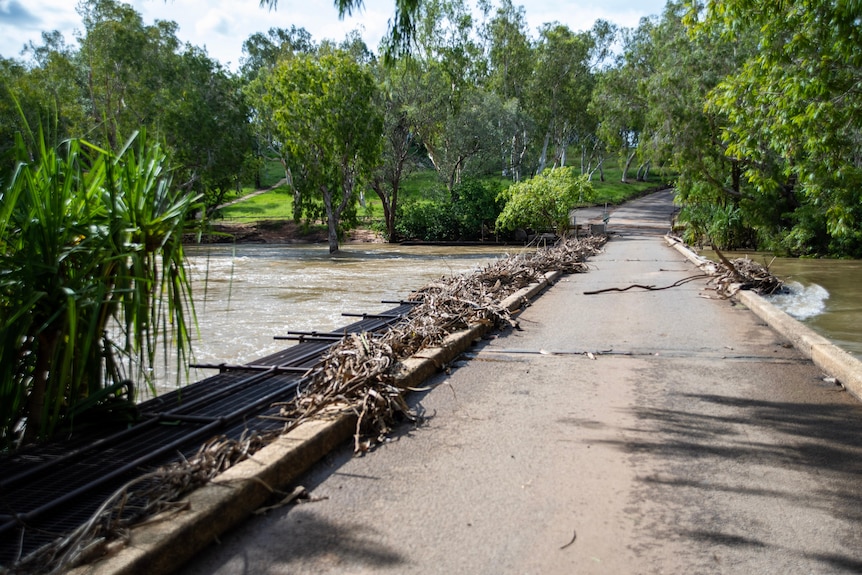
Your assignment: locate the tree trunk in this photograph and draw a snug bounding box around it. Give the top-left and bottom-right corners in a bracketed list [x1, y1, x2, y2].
[536, 133, 551, 175]
[621, 149, 636, 182]
[23, 331, 60, 443]
[636, 160, 651, 182]
[322, 186, 339, 254]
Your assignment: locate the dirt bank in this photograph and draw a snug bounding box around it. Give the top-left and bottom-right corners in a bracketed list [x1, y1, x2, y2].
[194, 220, 385, 244]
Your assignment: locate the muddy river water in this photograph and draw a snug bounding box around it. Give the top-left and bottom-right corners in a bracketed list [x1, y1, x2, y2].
[701, 250, 862, 359]
[153, 243, 862, 390]
[155, 244, 514, 389]
[758, 257, 862, 358]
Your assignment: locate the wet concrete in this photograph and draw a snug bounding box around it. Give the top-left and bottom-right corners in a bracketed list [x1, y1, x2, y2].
[178, 191, 862, 574]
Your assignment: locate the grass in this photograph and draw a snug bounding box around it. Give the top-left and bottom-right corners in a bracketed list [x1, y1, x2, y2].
[589, 163, 674, 206]
[217, 158, 675, 224]
[216, 185, 293, 221]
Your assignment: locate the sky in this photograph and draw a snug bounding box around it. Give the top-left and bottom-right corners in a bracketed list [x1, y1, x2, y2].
[0, 0, 667, 71]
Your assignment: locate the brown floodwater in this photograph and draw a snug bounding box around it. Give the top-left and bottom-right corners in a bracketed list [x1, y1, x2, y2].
[702, 251, 862, 360]
[152, 243, 862, 391]
[153, 243, 516, 390]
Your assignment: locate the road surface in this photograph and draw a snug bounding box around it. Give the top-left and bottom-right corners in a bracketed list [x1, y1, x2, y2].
[180, 190, 862, 574]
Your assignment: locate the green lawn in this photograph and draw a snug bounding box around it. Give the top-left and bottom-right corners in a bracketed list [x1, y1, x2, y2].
[217, 185, 294, 221]
[217, 160, 674, 223]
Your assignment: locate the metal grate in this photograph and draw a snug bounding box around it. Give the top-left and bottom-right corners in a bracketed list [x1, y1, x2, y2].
[0, 301, 415, 567]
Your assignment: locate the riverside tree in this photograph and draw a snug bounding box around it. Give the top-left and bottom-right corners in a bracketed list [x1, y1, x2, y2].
[693, 0, 862, 256]
[263, 50, 383, 253]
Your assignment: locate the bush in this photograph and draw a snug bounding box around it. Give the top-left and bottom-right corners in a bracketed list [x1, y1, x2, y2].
[496, 167, 593, 234]
[394, 179, 505, 242]
[0, 129, 199, 447]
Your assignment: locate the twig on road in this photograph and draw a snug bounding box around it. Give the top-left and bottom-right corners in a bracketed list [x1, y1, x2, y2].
[583, 275, 709, 295]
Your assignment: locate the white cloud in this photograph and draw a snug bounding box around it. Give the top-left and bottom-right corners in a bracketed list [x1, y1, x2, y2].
[1, 0, 665, 68]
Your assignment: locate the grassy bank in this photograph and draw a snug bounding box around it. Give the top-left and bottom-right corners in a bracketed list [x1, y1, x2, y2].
[215, 159, 672, 224]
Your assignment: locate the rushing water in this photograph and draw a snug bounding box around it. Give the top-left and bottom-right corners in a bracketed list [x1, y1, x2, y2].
[702, 251, 862, 360]
[765, 258, 862, 360]
[153, 244, 515, 391]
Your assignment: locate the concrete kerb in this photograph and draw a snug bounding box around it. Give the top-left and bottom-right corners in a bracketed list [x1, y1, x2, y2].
[73, 271, 561, 575]
[665, 235, 862, 402]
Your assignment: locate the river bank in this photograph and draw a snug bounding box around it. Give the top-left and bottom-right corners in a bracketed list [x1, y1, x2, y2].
[197, 220, 385, 244]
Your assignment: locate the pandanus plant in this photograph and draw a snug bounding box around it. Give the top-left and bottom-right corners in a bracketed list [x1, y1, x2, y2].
[0, 126, 200, 448]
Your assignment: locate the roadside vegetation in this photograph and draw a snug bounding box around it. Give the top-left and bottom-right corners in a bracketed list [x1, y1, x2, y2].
[1, 0, 859, 444]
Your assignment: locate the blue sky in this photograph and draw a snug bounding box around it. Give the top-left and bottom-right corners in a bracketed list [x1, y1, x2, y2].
[0, 0, 667, 70]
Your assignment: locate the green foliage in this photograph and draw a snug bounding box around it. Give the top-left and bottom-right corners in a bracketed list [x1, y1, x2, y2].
[496, 167, 593, 233]
[0, 128, 199, 447]
[162, 48, 256, 212]
[1, 0, 255, 215]
[450, 178, 504, 237]
[670, 0, 862, 256]
[393, 178, 503, 241]
[396, 200, 460, 241]
[264, 51, 383, 252]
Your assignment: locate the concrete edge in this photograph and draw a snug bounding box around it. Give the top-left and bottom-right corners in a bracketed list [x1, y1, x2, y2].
[74, 271, 561, 575]
[664, 235, 862, 402]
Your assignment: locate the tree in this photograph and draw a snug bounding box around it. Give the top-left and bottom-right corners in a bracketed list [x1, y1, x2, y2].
[589, 20, 653, 183]
[77, 0, 181, 149]
[370, 60, 418, 241]
[479, 0, 534, 181]
[694, 0, 862, 256]
[496, 167, 593, 235]
[0, 128, 199, 446]
[641, 2, 754, 248]
[162, 48, 255, 212]
[242, 27, 317, 212]
[264, 51, 383, 253]
[528, 24, 594, 174]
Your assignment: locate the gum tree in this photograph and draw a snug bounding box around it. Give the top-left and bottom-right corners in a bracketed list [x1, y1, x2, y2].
[263, 50, 383, 253]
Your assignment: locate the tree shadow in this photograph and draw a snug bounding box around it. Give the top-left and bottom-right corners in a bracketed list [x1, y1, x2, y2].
[594, 389, 862, 569]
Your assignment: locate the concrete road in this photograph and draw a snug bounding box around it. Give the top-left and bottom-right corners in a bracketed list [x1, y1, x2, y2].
[181, 191, 862, 574]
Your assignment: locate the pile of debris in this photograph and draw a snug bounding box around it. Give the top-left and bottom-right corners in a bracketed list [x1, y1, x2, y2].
[277, 235, 607, 452]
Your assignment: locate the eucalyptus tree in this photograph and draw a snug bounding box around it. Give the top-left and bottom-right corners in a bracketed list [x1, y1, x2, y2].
[242, 27, 317, 212]
[370, 59, 420, 241]
[263, 51, 383, 253]
[240, 26, 316, 79]
[413, 0, 485, 97]
[77, 0, 181, 149]
[589, 20, 653, 183]
[695, 0, 862, 256]
[479, 0, 534, 180]
[527, 23, 595, 175]
[407, 0, 499, 197]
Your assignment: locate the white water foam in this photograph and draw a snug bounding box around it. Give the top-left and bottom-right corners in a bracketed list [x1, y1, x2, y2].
[766, 281, 830, 320]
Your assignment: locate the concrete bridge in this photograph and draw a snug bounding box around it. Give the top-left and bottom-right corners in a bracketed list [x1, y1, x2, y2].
[96, 190, 862, 574]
